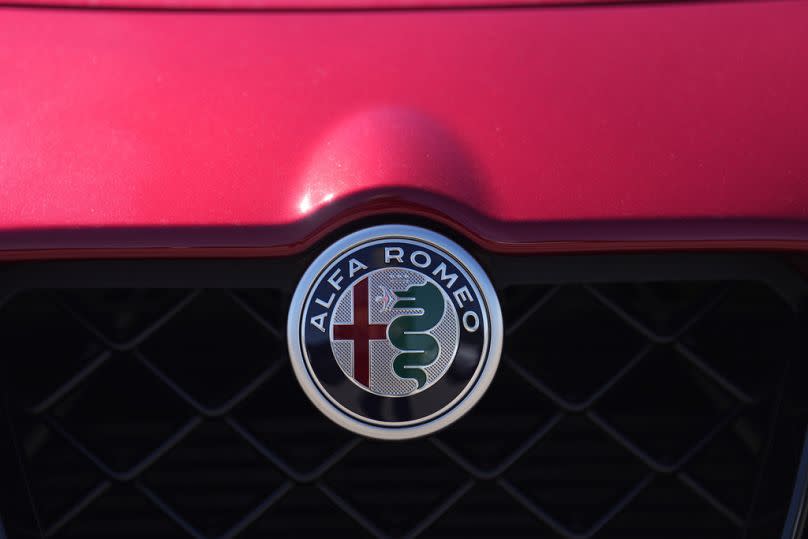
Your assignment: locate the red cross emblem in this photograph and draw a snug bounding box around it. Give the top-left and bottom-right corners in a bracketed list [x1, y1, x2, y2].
[332, 277, 387, 387]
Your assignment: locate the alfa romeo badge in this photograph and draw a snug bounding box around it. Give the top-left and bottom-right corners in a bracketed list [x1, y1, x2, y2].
[287, 225, 503, 439]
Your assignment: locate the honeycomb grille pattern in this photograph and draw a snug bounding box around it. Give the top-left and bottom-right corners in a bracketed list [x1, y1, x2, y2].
[0, 271, 804, 538]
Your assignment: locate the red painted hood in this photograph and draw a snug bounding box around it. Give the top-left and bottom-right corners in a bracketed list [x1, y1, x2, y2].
[2, 0, 676, 9]
[1, 2, 808, 256]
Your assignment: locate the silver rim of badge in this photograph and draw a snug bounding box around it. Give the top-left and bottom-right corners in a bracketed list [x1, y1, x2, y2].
[287, 224, 503, 440]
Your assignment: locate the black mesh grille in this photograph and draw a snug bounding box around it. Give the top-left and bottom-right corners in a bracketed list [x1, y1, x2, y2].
[1, 252, 806, 539]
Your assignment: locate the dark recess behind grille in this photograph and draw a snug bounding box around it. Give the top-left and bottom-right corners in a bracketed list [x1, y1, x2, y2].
[1, 249, 806, 539]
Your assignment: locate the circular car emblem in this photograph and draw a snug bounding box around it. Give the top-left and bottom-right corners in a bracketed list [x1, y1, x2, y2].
[287, 225, 503, 439]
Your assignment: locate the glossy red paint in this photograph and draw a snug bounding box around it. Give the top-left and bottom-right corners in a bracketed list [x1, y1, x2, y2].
[3, 0, 650, 9]
[1, 2, 807, 259]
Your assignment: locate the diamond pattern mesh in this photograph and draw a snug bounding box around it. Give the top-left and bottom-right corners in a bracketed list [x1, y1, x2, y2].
[0, 261, 805, 539]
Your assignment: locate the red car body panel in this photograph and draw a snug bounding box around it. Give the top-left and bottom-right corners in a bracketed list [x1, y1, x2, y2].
[3, 0, 654, 8]
[1, 2, 807, 258]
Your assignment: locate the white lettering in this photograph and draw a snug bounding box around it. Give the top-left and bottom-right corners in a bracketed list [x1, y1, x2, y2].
[327, 268, 344, 290]
[410, 250, 431, 268]
[348, 258, 368, 278]
[431, 262, 458, 289]
[453, 286, 474, 308]
[385, 247, 404, 264]
[463, 311, 480, 332]
[315, 293, 335, 309]
[310, 312, 327, 333]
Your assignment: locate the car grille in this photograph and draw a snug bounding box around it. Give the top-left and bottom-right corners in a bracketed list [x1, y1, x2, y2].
[1, 251, 806, 539]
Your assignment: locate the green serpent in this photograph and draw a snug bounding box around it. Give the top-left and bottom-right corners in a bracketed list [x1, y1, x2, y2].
[388, 282, 445, 389]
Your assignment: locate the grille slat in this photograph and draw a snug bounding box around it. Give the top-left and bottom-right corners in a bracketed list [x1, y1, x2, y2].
[1, 252, 806, 538]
